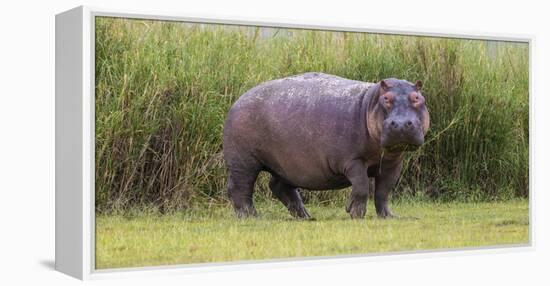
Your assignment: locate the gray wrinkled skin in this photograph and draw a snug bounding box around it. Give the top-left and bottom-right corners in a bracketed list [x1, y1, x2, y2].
[223, 72, 429, 219]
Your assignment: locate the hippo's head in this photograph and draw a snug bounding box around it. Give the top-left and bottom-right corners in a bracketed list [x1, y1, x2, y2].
[374, 79, 430, 152]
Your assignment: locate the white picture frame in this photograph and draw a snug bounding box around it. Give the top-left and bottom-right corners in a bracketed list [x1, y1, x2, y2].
[55, 5, 534, 280]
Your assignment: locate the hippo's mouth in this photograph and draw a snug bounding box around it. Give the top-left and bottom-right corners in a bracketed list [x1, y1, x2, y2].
[383, 143, 421, 153]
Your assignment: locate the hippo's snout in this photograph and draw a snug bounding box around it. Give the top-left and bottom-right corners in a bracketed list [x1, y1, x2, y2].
[381, 117, 425, 151]
[388, 118, 417, 132]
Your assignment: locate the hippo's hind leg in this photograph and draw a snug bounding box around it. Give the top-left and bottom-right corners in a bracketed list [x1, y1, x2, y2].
[269, 175, 311, 219]
[227, 167, 260, 218]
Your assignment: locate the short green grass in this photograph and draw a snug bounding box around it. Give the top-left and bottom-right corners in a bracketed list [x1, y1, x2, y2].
[95, 199, 529, 269]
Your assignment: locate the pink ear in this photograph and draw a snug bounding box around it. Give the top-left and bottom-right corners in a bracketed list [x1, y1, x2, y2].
[380, 80, 389, 92]
[415, 80, 423, 91]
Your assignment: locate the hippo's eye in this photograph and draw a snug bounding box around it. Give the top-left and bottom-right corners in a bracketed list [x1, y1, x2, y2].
[410, 92, 423, 106]
[382, 94, 393, 109]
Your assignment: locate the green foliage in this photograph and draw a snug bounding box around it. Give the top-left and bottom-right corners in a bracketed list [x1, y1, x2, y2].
[95, 18, 529, 213]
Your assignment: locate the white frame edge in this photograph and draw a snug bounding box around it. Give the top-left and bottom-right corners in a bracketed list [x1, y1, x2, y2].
[55, 6, 83, 280]
[55, 5, 93, 280]
[55, 5, 534, 281]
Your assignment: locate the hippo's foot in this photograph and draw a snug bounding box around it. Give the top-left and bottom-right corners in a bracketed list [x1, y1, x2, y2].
[376, 206, 396, 219]
[288, 204, 311, 220]
[269, 175, 312, 220]
[235, 205, 258, 218]
[346, 198, 367, 219]
[226, 167, 261, 219]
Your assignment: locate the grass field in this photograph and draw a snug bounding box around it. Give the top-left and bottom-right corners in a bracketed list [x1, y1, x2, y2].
[95, 199, 529, 269]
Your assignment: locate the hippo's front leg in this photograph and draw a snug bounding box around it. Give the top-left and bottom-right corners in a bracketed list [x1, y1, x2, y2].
[374, 160, 403, 218]
[344, 160, 369, 219]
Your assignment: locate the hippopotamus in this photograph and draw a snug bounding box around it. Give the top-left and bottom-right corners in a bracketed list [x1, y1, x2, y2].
[223, 72, 429, 219]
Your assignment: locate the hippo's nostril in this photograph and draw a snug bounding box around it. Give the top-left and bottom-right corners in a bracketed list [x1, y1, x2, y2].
[390, 121, 398, 128]
[406, 120, 413, 127]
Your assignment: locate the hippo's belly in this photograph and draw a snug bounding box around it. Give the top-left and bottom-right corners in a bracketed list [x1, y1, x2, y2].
[259, 152, 352, 190]
[281, 171, 351, 190]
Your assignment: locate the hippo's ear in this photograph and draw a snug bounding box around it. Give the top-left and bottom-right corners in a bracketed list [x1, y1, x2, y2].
[415, 80, 423, 91]
[380, 80, 390, 92]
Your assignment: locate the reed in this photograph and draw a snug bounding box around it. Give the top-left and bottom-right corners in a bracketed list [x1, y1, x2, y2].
[95, 18, 529, 213]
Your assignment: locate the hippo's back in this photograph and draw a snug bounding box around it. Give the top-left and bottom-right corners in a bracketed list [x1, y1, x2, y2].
[236, 72, 372, 106]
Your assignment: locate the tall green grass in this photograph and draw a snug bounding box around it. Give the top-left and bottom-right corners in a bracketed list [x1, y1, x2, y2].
[95, 17, 529, 213]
